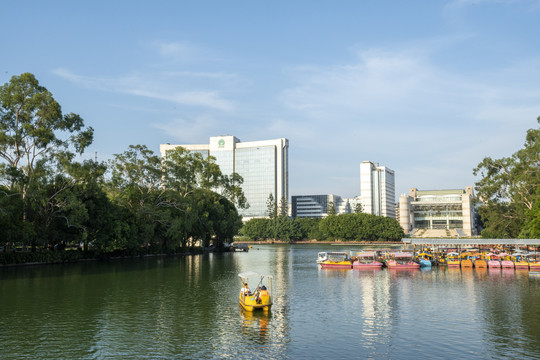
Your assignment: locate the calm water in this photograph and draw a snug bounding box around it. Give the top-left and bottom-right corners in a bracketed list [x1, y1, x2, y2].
[2, 244, 540, 359]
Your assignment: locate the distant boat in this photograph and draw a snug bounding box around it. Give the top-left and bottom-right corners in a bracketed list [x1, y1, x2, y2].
[352, 251, 383, 270]
[386, 252, 420, 270]
[320, 252, 352, 269]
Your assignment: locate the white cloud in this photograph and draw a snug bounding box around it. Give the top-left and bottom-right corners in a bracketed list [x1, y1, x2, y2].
[153, 115, 218, 143]
[280, 44, 540, 196]
[53, 68, 235, 111]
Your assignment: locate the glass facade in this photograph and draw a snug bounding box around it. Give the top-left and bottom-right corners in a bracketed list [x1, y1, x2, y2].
[212, 151, 234, 178]
[161, 136, 288, 219]
[235, 146, 276, 217]
[412, 203, 464, 229]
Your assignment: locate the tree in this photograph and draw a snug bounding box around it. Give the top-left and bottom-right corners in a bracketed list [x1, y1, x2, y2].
[354, 202, 363, 214]
[0, 73, 93, 197]
[278, 196, 288, 217]
[162, 146, 247, 208]
[266, 193, 277, 219]
[0, 73, 94, 250]
[327, 201, 336, 216]
[473, 117, 540, 238]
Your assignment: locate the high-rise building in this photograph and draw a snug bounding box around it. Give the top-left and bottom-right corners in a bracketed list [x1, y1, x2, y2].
[160, 136, 289, 219]
[360, 161, 396, 218]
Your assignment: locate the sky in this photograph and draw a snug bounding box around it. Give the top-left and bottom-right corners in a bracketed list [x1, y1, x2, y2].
[2, 0, 539, 199]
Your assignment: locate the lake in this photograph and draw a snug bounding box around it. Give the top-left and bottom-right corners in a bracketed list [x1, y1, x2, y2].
[1, 244, 540, 359]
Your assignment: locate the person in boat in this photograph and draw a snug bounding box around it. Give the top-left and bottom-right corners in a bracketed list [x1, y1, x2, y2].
[241, 283, 250, 296]
[260, 285, 268, 297]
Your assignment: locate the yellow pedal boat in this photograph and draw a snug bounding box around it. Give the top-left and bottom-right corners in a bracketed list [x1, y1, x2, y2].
[239, 272, 273, 312]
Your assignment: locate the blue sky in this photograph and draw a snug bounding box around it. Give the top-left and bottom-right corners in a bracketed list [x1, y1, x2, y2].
[2, 0, 539, 198]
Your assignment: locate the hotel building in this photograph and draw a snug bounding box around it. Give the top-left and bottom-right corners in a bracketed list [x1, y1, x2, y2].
[160, 136, 289, 219]
[360, 161, 396, 218]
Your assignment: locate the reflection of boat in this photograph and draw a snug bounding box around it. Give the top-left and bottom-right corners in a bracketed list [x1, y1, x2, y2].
[386, 252, 420, 269]
[239, 272, 273, 312]
[320, 252, 352, 269]
[352, 252, 383, 270]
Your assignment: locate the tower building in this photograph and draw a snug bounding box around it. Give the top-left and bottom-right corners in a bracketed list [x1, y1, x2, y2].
[160, 136, 288, 219]
[360, 161, 396, 218]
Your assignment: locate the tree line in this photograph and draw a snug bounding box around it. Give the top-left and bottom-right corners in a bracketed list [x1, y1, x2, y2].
[241, 211, 405, 242]
[0, 73, 246, 263]
[474, 117, 540, 238]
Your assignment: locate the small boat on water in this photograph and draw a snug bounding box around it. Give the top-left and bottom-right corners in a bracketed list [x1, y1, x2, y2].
[320, 252, 352, 269]
[527, 254, 540, 271]
[352, 251, 383, 270]
[499, 253, 514, 269]
[386, 252, 420, 270]
[512, 253, 529, 270]
[416, 252, 434, 268]
[238, 272, 273, 312]
[419, 258, 432, 268]
[316, 252, 328, 264]
[486, 253, 501, 268]
[474, 259, 487, 268]
[446, 252, 461, 267]
[460, 252, 474, 268]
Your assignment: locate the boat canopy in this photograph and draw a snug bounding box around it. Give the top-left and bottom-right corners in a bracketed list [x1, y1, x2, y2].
[238, 272, 273, 280]
[355, 252, 376, 257]
[390, 252, 413, 258]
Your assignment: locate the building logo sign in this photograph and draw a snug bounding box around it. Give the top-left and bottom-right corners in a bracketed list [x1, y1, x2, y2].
[218, 139, 225, 148]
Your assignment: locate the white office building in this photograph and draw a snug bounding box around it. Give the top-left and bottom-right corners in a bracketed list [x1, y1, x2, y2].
[160, 136, 289, 219]
[360, 161, 396, 218]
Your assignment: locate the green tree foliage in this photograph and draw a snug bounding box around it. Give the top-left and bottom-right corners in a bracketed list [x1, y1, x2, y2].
[266, 193, 277, 219]
[241, 218, 272, 240]
[278, 196, 288, 217]
[0, 73, 94, 251]
[354, 202, 363, 214]
[474, 117, 540, 238]
[241, 213, 403, 242]
[0, 74, 248, 259]
[0, 73, 93, 197]
[327, 201, 336, 215]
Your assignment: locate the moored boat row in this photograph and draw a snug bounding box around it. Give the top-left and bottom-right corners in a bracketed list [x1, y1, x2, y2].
[317, 249, 540, 271]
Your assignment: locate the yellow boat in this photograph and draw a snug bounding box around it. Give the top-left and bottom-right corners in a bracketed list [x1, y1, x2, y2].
[460, 252, 473, 268]
[446, 252, 460, 267]
[239, 272, 273, 312]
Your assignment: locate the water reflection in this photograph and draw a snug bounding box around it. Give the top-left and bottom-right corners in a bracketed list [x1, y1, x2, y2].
[239, 308, 271, 343]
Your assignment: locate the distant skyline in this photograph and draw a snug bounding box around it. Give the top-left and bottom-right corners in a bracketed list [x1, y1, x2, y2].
[2, 0, 539, 198]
